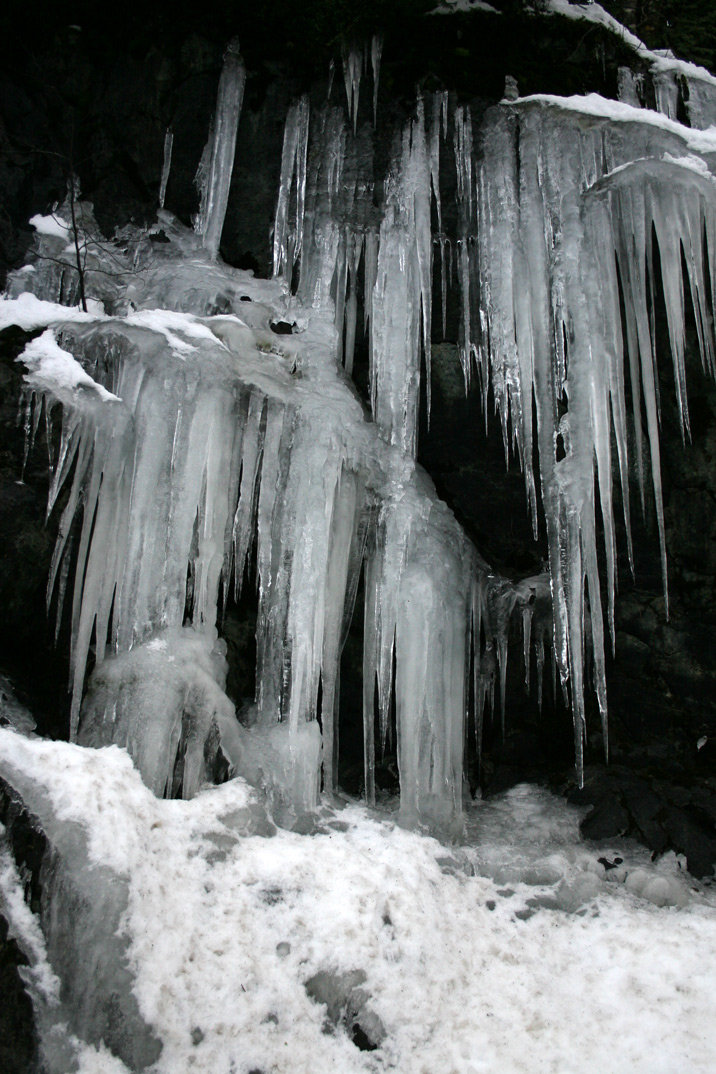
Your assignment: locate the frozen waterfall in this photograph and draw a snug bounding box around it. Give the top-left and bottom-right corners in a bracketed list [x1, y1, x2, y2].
[5, 21, 716, 834]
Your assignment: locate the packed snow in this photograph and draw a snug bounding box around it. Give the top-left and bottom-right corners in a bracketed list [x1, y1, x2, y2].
[2, 729, 716, 1074]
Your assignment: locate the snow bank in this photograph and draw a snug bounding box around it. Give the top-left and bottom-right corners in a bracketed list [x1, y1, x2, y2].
[2, 729, 716, 1074]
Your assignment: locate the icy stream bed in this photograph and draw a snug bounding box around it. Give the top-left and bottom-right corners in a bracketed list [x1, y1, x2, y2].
[2, 728, 715, 1074]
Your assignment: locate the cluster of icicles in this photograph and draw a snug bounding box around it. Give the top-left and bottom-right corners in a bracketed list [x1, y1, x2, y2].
[11, 31, 716, 831]
[270, 38, 716, 781]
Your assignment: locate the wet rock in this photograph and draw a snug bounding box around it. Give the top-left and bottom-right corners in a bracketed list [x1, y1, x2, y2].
[305, 968, 385, 1052]
[0, 772, 163, 1071]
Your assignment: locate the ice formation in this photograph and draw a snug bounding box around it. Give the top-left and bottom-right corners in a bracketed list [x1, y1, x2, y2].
[4, 7, 716, 836]
[478, 92, 716, 770]
[193, 38, 246, 258]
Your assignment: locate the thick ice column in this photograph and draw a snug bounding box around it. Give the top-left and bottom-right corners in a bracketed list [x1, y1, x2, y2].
[194, 38, 246, 259]
[342, 42, 362, 134]
[453, 105, 480, 391]
[361, 478, 474, 832]
[653, 68, 679, 121]
[295, 107, 348, 310]
[159, 128, 173, 209]
[272, 96, 310, 283]
[370, 100, 432, 456]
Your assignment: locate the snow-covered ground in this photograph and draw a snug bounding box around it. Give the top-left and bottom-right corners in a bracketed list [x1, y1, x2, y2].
[2, 728, 715, 1074]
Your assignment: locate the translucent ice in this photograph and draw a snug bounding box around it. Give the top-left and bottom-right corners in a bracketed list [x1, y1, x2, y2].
[194, 39, 246, 258]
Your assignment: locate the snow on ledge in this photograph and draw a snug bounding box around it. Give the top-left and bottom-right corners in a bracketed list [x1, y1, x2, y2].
[429, 0, 499, 13]
[511, 91, 716, 155]
[18, 329, 121, 403]
[0, 292, 103, 332]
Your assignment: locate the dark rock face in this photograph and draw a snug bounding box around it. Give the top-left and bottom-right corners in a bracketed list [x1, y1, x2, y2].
[0, 4, 715, 874]
[0, 914, 40, 1074]
[0, 326, 71, 740]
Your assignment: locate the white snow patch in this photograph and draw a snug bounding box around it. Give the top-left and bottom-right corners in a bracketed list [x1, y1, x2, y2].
[125, 308, 228, 357]
[29, 213, 72, 239]
[17, 329, 120, 403]
[2, 729, 716, 1074]
[0, 293, 100, 332]
[662, 152, 715, 178]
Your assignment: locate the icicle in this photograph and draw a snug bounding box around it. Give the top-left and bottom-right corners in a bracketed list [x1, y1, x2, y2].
[194, 39, 246, 259]
[454, 105, 475, 388]
[272, 96, 311, 281]
[429, 91, 448, 236]
[478, 96, 716, 784]
[453, 105, 473, 223]
[342, 43, 362, 134]
[343, 232, 364, 375]
[371, 34, 383, 127]
[617, 67, 642, 109]
[369, 101, 432, 454]
[535, 636, 545, 713]
[522, 603, 533, 689]
[653, 69, 679, 121]
[159, 128, 174, 209]
[440, 237, 449, 339]
[296, 106, 347, 311]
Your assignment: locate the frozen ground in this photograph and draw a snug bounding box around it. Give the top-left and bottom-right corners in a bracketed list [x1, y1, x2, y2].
[1, 727, 715, 1074]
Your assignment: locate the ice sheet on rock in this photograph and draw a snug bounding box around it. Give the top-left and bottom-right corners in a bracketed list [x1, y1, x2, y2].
[193, 39, 246, 259]
[478, 96, 716, 780]
[653, 68, 679, 122]
[79, 628, 236, 799]
[682, 73, 716, 131]
[617, 67, 643, 109]
[227, 719, 322, 821]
